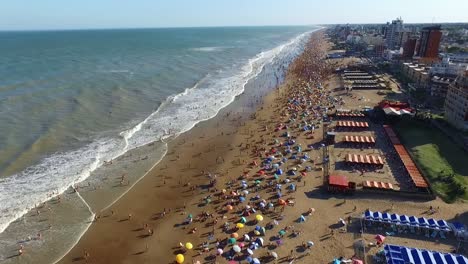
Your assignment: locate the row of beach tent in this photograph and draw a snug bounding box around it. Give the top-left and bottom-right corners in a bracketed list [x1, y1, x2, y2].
[363, 210, 452, 232]
[384, 244, 468, 264]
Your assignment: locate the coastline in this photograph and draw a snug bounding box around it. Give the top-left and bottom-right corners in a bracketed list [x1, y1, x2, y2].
[56, 30, 325, 264]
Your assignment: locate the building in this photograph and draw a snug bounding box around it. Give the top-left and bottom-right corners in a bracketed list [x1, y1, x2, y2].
[444, 73, 468, 131]
[402, 38, 417, 59]
[430, 56, 468, 76]
[385, 17, 404, 50]
[415, 25, 442, 58]
[442, 53, 468, 64]
[401, 62, 431, 90]
[430, 75, 455, 99]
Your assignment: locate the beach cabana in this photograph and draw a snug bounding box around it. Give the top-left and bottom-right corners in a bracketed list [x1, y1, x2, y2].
[409, 216, 418, 226]
[382, 212, 391, 222]
[364, 210, 373, 220]
[383, 244, 468, 264]
[390, 214, 400, 223]
[418, 217, 429, 227]
[372, 212, 383, 221]
[399, 215, 410, 225]
[427, 219, 439, 229]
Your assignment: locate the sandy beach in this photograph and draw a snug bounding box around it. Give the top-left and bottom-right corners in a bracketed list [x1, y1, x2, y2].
[56, 31, 468, 264]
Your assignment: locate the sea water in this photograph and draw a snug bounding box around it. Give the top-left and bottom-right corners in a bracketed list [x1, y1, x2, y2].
[0, 26, 319, 263]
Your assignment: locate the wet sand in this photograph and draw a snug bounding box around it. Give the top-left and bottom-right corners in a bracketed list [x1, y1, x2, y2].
[57, 32, 467, 264]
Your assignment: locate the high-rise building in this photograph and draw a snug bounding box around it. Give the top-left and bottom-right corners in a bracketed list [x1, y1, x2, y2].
[402, 38, 417, 59]
[385, 17, 404, 50]
[444, 73, 468, 131]
[416, 25, 442, 58]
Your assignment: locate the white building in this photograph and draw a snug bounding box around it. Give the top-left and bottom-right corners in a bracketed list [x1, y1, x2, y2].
[385, 17, 404, 50]
[430, 58, 468, 76]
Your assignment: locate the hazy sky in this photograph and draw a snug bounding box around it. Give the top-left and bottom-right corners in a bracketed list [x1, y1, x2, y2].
[1, 0, 467, 30]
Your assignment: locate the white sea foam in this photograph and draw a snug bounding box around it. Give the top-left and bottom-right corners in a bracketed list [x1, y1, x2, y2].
[0, 29, 316, 235]
[190, 46, 230, 52]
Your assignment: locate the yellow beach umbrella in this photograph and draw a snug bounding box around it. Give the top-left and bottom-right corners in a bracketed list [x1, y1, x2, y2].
[255, 214, 264, 222]
[176, 254, 185, 263]
[185, 242, 193, 250]
[236, 223, 245, 229]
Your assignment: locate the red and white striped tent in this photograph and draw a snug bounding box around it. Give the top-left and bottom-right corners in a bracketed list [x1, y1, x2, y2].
[346, 154, 384, 165]
[337, 121, 369, 128]
[336, 113, 365, 118]
[342, 135, 375, 144]
[363, 181, 394, 190]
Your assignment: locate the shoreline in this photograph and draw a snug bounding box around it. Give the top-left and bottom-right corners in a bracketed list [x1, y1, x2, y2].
[0, 28, 319, 264]
[57, 30, 325, 264]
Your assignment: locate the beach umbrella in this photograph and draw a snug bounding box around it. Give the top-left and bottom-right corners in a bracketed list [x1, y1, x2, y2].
[239, 196, 246, 202]
[233, 245, 241, 253]
[278, 229, 286, 236]
[185, 242, 193, 250]
[243, 234, 250, 241]
[352, 259, 363, 264]
[236, 223, 244, 229]
[307, 241, 314, 247]
[271, 252, 278, 259]
[228, 238, 236, 244]
[247, 248, 254, 255]
[254, 230, 261, 235]
[252, 258, 261, 264]
[333, 259, 341, 264]
[175, 254, 184, 264]
[243, 190, 249, 195]
[375, 234, 385, 243]
[275, 239, 283, 246]
[231, 232, 239, 239]
[240, 217, 247, 223]
[226, 205, 233, 211]
[298, 215, 306, 222]
[246, 256, 253, 263]
[255, 225, 262, 231]
[249, 242, 259, 250]
[256, 215, 264, 222]
[217, 248, 223, 255]
[256, 237, 264, 246]
[239, 242, 245, 248]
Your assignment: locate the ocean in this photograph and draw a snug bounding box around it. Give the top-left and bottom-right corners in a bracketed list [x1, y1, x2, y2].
[0, 26, 318, 263]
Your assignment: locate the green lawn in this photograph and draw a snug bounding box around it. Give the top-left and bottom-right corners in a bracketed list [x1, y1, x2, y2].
[394, 119, 468, 203]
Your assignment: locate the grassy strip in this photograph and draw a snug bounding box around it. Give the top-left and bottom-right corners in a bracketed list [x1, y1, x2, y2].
[394, 118, 468, 203]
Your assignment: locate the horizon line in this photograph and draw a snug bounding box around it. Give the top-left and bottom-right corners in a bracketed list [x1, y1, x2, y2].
[1, 21, 467, 32]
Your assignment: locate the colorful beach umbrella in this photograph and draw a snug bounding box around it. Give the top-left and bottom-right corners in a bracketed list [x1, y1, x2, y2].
[271, 251, 278, 259]
[228, 238, 236, 244]
[255, 214, 264, 222]
[236, 223, 244, 229]
[185, 242, 193, 250]
[233, 245, 241, 253]
[217, 248, 223, 255]
[175, 254, 184, 263]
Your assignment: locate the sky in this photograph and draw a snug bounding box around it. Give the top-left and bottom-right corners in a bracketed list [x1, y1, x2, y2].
[1, 0, 467, 30]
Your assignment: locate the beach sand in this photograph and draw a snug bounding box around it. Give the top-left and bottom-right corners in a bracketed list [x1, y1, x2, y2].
[57, 32, 467, 264]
